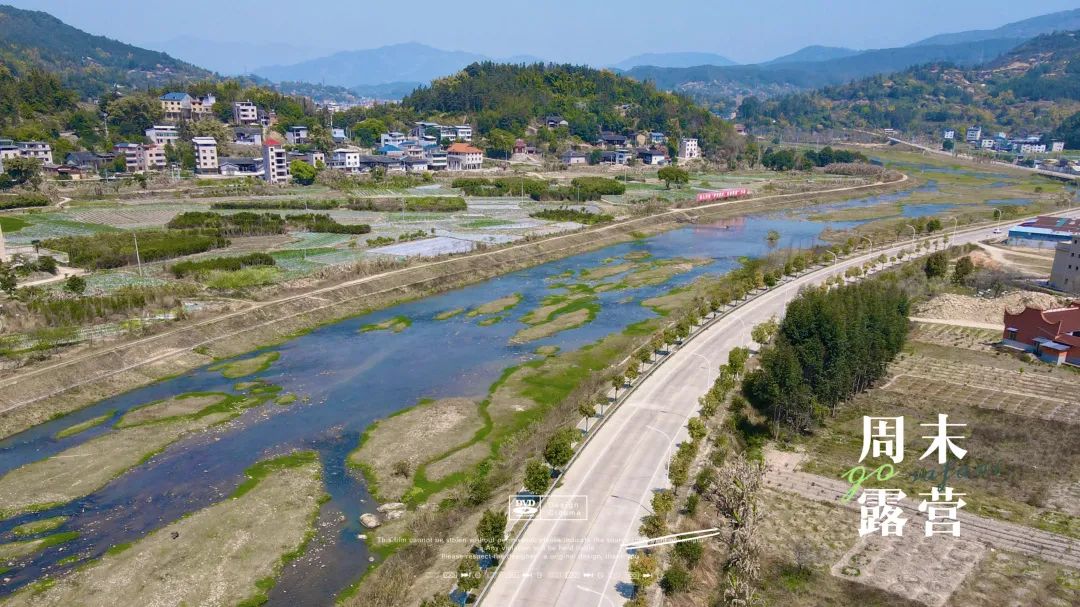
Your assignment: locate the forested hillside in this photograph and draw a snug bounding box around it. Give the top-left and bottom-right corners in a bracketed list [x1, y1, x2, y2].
[404, 62, 740, 159]
[737, 32, 1080, 138]
[0, 4, 211, 96]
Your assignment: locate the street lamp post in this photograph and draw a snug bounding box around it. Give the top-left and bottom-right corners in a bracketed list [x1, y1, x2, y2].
[906, 224, 916, 243]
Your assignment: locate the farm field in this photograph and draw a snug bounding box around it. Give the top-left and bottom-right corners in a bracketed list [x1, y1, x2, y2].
[798, 336, 1080, 539]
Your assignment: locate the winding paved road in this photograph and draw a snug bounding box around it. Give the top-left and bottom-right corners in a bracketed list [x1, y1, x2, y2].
[479, 208, 1080, 607]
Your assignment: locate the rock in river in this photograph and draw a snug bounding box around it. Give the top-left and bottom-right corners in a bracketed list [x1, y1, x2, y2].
[360, 513, 381, 529]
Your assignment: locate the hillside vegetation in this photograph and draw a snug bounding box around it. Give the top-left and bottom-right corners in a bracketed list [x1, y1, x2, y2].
[0, 4, 210, 96]
[738, 32, 1080, 138]
[403, 62, 741, 159]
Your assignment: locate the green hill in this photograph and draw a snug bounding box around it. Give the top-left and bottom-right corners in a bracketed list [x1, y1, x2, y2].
[0, 4, 211, 96]
[403, 62, 740, 158]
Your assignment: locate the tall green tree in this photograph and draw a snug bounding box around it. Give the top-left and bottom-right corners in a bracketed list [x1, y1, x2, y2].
[476, 509, 507, 556]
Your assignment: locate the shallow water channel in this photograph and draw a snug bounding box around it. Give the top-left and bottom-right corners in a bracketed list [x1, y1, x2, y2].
[0, 196, 884, 603]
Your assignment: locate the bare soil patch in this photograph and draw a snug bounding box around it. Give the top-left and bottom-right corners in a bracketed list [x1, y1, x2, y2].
[1, 455, 323, 607]
[350, 398, 484, 502]
[915, 291, 1069, 326]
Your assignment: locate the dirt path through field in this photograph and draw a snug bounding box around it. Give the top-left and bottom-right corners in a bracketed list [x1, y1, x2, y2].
[763, 449, 1080, 570]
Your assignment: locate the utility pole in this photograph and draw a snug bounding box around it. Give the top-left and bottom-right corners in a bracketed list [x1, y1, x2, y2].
[133, 231, 143, 277]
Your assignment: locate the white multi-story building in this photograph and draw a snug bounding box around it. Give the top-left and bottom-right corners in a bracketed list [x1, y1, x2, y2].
[285, 126, 309, 145]
[145, 125, 179, 146]
[17, 141, 52, 165]
[330, 146, 363, 172]
[425, 148, 448, 171]
[113, 143, 146, 172]
[192, 137, 219, 174]
[144, 144, 166, 170]
[379, 132, 406, 146]
[447, 143, 483, 171]
[191, 94, 216, 118]
[262, 139, 289, 184]
[1051, 236, 1080, 294]
[965, 126, 982, 142]
[1052, 140, 1066, 152]
[678, 137, 700, 160]
[233, 101, 259, 125]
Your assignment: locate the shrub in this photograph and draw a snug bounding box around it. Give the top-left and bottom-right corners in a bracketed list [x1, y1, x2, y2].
[529, 207, 613, 225]
[0, 192, 49, 209]
[660, 564, 691, 594]
[286, 213, 371, 234]
[43, 230, 229, 269]
[167, 211, 285, 236]
[674, 539, 703, 567]
[169, 253, 275, 278]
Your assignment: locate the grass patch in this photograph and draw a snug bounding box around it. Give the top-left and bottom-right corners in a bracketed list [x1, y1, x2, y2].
[478, 316, 503, 327]
[202, 266, 282, 290]
[435, 308, 463, 320]
[0, 215, 30, 232]
[54, 413, 113, 439]
[211, 351, 280, 379]
[467, 293, 523, 317]
[11, 516, 68, 538]
[0, 531, 79, 561]
[360, 315, 412, 333]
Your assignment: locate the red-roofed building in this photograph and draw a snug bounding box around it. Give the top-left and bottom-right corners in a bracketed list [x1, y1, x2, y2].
[447, 142, 483, 171]
[1002, 302, 1080, 365]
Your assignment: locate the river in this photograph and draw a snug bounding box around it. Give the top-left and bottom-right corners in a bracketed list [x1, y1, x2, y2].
[0, 189, 914, 603]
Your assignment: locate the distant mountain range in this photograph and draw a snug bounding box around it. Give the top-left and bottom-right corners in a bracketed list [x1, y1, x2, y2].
[617, 8, 1080, 106]
[910, 8, 1080, 47]
[609, 52, 737, 70]
[0, 3, 210, 96]
[252, 43, 490, 88]
[763, 45, 860, 65]
[739, 31, 1080, 140]
[625, 38, 1023, 104]
[144, 36, 333, 76]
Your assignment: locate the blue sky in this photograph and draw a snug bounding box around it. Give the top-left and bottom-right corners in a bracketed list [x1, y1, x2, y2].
[9, 0, 1080, 64]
